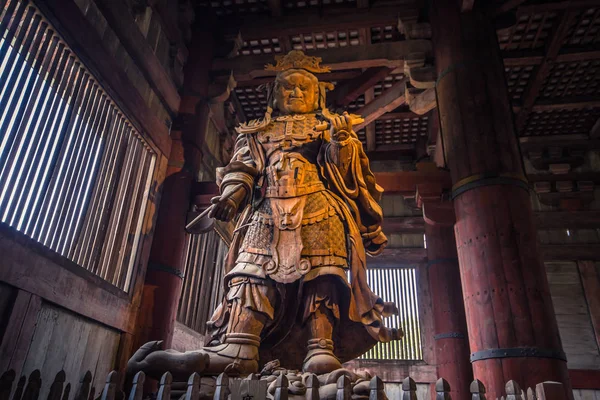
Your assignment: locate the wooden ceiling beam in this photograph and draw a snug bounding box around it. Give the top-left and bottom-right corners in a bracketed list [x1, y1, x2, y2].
[330, 66, 394, 108]
[353, 78, 407, 130]
[378, 111, 422, 120]
[532, 98, 600, 111]
[374, 162, 452, 195]
[213, 41, 432, 81]
[363, 87, 377, 151]
[369, 247, 427, 265]
[503, 48, 600, 67]
[534, 210, 600, 229]
[266, 0, 283, 17]
[540, 244, 600, 261]
[461, 0, 475, 12]
[382, 216, 425, 234]
[517, 0, 600, 14]
[515, 11, 579, 132]
[234, 70, 363, 87]
[237, 6, 418, 39]
[492, 0, 528, 16]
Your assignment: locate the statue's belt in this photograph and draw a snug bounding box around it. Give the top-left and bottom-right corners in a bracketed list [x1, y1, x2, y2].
[264, 182, 325, 198]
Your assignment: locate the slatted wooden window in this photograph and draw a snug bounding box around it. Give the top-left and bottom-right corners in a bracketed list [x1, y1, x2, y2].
[361, 267, 423, 361]
[177, 230, 228, 334]
[0, 0, 156, 291]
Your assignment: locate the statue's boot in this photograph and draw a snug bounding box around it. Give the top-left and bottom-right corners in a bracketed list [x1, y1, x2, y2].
[302, 303, 342, 374]
[302, 338, 342, 374]
[202, 333, 260, 376]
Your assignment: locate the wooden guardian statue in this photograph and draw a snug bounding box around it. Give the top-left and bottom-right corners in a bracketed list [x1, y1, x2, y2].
[129, 50, 402, 379]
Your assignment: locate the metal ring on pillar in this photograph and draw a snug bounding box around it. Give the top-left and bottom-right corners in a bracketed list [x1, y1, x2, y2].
[470, 347, 567, 363]
[147, 261, 185, 279]
[434, 332, 465, 340]
[451, 173, 529, 200]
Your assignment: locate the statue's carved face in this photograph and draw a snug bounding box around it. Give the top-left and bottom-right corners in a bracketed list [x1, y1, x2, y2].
[274, 71, 318, 114]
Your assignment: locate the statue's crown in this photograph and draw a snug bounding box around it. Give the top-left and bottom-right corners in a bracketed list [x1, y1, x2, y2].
[265, 50, 331, 74]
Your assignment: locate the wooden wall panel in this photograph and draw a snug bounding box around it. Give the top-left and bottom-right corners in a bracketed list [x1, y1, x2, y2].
[384, 383, 430, 399]
[546, 262, 600, 370]
[18, 302, 120, 400]
[0, 282, 17, 341]
[572, 389, 600, 400]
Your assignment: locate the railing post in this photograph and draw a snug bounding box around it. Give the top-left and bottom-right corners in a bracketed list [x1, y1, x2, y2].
[402, 377, 417, 400]
[305, 374, 319, 400]
[213, 373, 229, 400]
[336, 375, 351, 400]
[47, 370, 66, 400]
[0, 370, 15, 400]
[274, 374, 288, 400]
[127, 372, 145, 400]
[100, 371, 118, 400]
[369, 376, 385, 400]
[184, 373, 200, 400]
[13, 376, 26, 400]
[435, 378, 451, 400]
[470, 379, 487, 400]
[156, 372, 172, 400]
[506, 381, 524, 400]
[74, 372, 92, 400]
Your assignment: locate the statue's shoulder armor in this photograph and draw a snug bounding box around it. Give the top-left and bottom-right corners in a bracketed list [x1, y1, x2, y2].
[235, 118, 272, 135]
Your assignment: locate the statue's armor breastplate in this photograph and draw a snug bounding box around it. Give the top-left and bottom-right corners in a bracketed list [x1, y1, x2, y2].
[258, 115, 324, 199]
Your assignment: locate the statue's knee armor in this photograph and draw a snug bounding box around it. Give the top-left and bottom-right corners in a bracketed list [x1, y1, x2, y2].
[226, 276, 278, 334]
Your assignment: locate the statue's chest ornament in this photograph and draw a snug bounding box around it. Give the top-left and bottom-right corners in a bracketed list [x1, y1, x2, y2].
[258, 116, 324, 151]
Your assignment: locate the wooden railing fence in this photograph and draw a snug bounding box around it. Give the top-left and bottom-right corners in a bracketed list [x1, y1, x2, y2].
[0, 368, 569, 400]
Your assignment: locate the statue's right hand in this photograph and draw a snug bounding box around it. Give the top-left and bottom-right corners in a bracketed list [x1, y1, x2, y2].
[208, 196, 238, 222]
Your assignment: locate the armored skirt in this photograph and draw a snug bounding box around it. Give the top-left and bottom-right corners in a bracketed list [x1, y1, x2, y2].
[231, 190, 349, 284]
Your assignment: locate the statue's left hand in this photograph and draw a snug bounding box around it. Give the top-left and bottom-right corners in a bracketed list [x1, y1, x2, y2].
[330, 112, 353, 142]
[208, 186, 247, 222]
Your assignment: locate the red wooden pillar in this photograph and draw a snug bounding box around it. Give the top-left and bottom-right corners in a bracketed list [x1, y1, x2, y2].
[430, 1, 572, 398]
[135, 21, 215, 350]
[417, 184, 472, 398]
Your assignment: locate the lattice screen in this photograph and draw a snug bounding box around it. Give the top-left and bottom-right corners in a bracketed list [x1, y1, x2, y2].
[0, 0, 156, 291]
[375, 116, 429, 145]
[505, 65, 536, 104]
[521, 108, 600, 137]
[541, 60, 600, 100]
[498, 11, 558, 51]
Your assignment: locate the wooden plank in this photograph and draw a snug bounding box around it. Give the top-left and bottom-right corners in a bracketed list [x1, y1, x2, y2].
[569, 370, 600, 390]
[407, 87, 436, 115]
[20, 305, 59, 379]
[329, 67, 393, 107]
[540, 245, 600, 261]
[578, 261, 600, 354]
[354, 78, 407, 130]
[382, 216, 425, 234]
[94, 0, 180, 115]
[0, 224, 136, 333]
[0, 291, 41, 376]
[34, 0, 171, 156]
[213, 40, 433, 81]
[368, 247, 427, 265]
